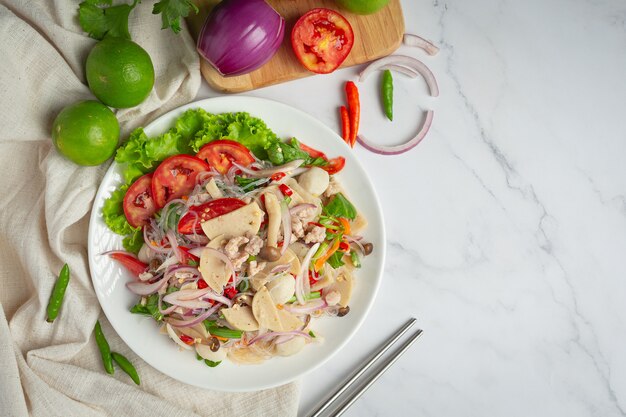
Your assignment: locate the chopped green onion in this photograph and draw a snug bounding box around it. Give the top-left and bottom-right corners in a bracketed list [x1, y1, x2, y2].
[308, 330, 316, 338]
[350, 251, 361, 268]
[237, 278, 250, 292]
[203, 320, 243, 339]
[286, 291, 321, 304]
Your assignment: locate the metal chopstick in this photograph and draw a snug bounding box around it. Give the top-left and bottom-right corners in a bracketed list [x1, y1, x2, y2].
[307, 317, 419, 417]
[331, 328, 423, 417]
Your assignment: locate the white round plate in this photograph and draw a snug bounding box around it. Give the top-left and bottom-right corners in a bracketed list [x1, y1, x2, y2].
[88, 96, 385, 392]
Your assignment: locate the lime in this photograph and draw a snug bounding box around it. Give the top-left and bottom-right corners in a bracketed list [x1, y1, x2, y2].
[335, 0, 390, 14]
[51, 100, 120, 166]
[86, 37, 155, 109]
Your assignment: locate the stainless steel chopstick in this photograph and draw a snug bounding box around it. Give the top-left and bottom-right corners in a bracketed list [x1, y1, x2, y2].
[331, 328, 424, 417]
[307, 317, 418, 417]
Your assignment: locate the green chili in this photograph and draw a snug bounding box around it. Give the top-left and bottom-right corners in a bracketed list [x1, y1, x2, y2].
[287, 291, 321, 304]
[94, 321, 114, 374]
[46, 264, 70, 323]
[111, 352, 140, 385]
[381, 69, 393, 121]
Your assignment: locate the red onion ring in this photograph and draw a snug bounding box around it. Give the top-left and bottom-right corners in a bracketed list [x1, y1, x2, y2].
[289, 203, 316, 216]
[359, 55, 439, 97]
[357, 110, 434, 155]
[403, 33, 440, 56]
[202, 292, 233, 307]
[378, 64, 418, 78]
[163, 291, 213, 309]
[280, 200, 291, 256]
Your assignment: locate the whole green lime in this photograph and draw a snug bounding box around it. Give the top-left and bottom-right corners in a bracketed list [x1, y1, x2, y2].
[335, 0, 390, 14]
[86, 37, 155, 109]
[51, 101, 120, 166]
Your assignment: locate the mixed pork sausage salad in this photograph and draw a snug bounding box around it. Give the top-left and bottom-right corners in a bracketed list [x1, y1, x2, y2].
[102, 109, 373, 366]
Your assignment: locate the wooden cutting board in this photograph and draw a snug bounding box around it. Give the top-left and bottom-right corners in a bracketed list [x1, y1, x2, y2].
[186, 0, 405, 93]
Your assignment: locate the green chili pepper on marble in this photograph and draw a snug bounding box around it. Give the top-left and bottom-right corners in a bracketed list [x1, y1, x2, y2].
[381, 69, 393, 121]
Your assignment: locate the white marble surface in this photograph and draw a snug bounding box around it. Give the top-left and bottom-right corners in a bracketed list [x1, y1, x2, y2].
[196, 0, 626, 415]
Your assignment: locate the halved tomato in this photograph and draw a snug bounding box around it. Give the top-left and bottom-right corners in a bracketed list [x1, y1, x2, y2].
[178, 198, 247, 234]
[291, 8, 354, 74]
[196, 140, 255, 175]
[151, 155, 210, 209]
[123, 173, 157, 228]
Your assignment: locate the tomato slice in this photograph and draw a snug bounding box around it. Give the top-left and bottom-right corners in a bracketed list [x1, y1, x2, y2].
[123, 173, 156, 228]
[151, 155, 209, 209]
[109, 252, 148, 277]
[321, 157, 346, 175]
[178, 198, 247, 234]
[196, 140, 255, 175]
[291, 8, 354, 74]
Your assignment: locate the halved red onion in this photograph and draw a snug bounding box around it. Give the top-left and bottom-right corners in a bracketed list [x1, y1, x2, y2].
[294, 243, 320, 305]
[165, 304, 221, 328]
[280, 200, 291, 256]
[166, 323, 193, 350]
[197, 0, 285, 76]
[232, 159, 304, 178]
[359, 55, 439, 97]
[403, 33, 440, 56]
[356, 110, 434, 155]
[126, 275, 168, 296]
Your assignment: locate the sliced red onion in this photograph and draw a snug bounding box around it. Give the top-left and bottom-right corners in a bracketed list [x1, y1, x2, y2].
[248, 330, 311, 345]
[403, 33, 440, 56]
[203, 292, 233, 307]
[163, 291, 213, 309]
[166, 323, 193, 350]
[280, 200, 291, 256]
[197, 0, 285, 76]
[289, 203, 316, 217]
[158, 295, 178, 315]
[126, 275, 168, 296]
[166, 230, 181, 263]
[357, 110, 434, 155]
[232, 159, 304, 178]
[165, 304, 221, 328]
[143, 226, 171, 254]
[176, 288, 211, 301]
[270, 264, 291, 274]
[359, 55, 439, 97]
[294, 243, 320, 305]
[283, 298, 327, 314]
[273, 334, 295, 345]
[345, 235, 366, 254]
[378, 64, 418, 78]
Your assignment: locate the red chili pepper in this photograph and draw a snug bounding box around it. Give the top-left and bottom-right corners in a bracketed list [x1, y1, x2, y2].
[197, 279, 208, 289]
[178, 246, 200, 265]
[271, 172, 286, 182]
[308, 269, 320, 286]
[339, 241, 350, 253]
[277, 241, 284, 248]
[179, 334, 194, 345]
[224, 286, 238, 299]
[260, 194, 266, 206]
[278, 184, 293, 197]
[340, 105, 351, 145]
[345, 81, 360, 147]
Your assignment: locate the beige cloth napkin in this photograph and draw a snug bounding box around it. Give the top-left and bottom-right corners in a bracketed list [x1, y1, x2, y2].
[0, 1, 299, 416]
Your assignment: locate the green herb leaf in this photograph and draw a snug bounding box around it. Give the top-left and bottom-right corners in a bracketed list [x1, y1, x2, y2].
[327, 251, 345, 269]
[78, 0, 138, 40]
[122, 228, 143, 254]
[235, 176, 261, 191]
[204, 359, 221, 368]
[267, 138, 329, 167]
[152, 0, 198, 34]
[129, 294, 163, 321]
[323, 193, 357, 220]
[350, 250, 361, 268]
[203, 320, 243, 339]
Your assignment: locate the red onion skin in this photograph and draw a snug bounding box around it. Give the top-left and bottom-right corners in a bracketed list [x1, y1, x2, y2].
[197, 0, 285, 76]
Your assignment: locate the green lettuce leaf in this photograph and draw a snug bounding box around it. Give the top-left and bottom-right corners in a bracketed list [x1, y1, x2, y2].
[102, 185, 137, 235]
[122, 228, 143, 254]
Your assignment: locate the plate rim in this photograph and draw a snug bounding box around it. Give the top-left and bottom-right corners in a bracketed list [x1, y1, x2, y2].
[88, 96, 386, 392]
